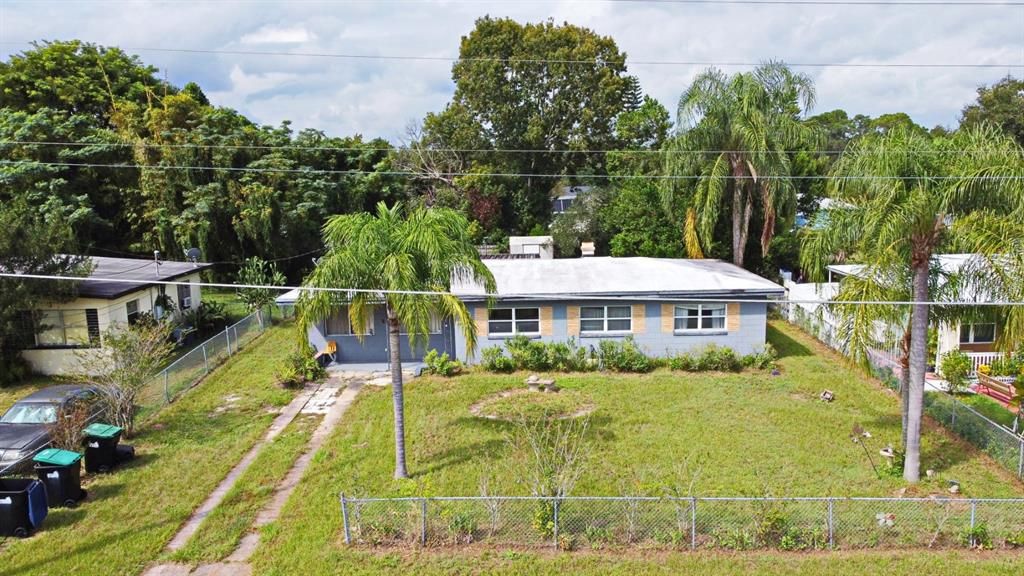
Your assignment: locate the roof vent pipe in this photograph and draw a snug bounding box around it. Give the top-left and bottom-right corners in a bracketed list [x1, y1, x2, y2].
[580, 242, 596, 257]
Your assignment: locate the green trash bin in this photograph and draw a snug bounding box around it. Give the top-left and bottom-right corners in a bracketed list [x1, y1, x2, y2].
[82, 424, 122, 473]
[32, 449, 85, 508]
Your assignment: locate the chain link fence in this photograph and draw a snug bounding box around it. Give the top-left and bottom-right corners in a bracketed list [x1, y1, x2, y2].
[776, 305, 1024, 481]
[137, 310, 268, 411]
[339, 495, 1024, 551]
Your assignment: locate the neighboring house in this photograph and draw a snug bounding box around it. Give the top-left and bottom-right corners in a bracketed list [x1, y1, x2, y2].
[784, 254, 1007, 375]
[551, 185, 593, 215]
[280, 255, 784, 365]
[18, 256, 210, 375]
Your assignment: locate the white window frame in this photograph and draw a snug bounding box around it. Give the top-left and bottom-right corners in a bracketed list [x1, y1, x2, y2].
[674, 304, 727, 334]
[126, 300, 140, 325]
[960, 322, 996, 344]
[579, 305, 632, 335]
[488, 308, 541, 337]
[325, 307, 375, 336]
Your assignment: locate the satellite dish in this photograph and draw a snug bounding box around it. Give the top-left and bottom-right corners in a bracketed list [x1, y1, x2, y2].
[185, 247, 202, 264]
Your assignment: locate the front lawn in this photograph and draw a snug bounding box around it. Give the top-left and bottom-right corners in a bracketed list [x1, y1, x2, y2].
[0, 323, 297, 576]
[250, 321, 1023, 575]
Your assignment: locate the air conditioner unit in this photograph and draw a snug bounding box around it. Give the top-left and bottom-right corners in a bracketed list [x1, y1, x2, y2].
[182, 297, 192, 309]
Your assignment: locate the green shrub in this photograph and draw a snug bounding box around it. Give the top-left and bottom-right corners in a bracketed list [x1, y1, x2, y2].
[481, 347, 516, 373]
[695, 345, 742, 372]
[941, 351, 973, 394]
[959, 523, 991, 549]
[1006, 529, 1024, 548]
[0, 351, 31, 387]
[544, 339, 595, 372]
[597, 338, 653, 373]
[505, 335, 551, 371]
[532, 500, 556, 539]
[423, 349, 462, 377]
[741, 343, 778, 370]
[276, 344, 325, 388]
[989, 355, 1021, 378]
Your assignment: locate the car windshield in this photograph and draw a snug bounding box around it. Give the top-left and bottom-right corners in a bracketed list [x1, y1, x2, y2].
[0, 403, 58, 425]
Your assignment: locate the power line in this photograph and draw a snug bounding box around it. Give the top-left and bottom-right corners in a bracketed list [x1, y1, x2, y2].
[5, 160, 1024, 180]
[85, 246, 325, 266]
[5, 140, 1021, 156]
[1, 271, 1021, 306]
[1, 41, 1018, 70]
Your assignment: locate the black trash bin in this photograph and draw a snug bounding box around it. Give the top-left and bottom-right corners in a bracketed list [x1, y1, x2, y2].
[33, 449, 86, 508]
[0, 478, 47, 538]
[83, 423, 123, 473]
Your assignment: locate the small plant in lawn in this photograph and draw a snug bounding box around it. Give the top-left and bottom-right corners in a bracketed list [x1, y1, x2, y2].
[741, 343, 778, 370]
[959, 523, 991, 549]
[713, 528, 756, 550]
[850, 423, 881, 478]
[653, 529, 686, 547]
[424, 349, 463, 377]
[441, 508, 477, 543]
[585, 525, 614, 546]
[1006, 529, 1024, 548]
[940, 351, 972, 394]
[482, 347, 516, 373]
[276, 344, 325, 389]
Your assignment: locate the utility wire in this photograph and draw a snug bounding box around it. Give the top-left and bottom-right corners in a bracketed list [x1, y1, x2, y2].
[1, 272, 1021, 306]
[1, 41, 1017, 69]
[4, 140, 1020, 156]
[5, 160, 1024, 180]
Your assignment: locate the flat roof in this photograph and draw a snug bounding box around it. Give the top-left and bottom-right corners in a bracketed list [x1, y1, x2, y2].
[454, 257, 783, 300]
[827, 254, 984, 279]
[72, 256, 212, 299]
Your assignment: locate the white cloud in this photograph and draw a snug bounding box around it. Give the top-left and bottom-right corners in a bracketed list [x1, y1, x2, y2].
[1, 0, 1020, 139]
[240, 25, 317, 45]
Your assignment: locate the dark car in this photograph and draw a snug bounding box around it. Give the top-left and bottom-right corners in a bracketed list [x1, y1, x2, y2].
[0, 385, 101, 475]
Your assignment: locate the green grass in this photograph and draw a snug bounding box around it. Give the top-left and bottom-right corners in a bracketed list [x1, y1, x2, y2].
[169, 414, 320, 564]
[958, 393, 1018, 430]
[0, 323, 297, 576]
[473, 388, 593, 420]
[203, 288, 253, 323]
[249, 321, 1024, 575]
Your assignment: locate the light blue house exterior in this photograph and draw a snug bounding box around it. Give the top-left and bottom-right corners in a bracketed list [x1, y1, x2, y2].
[279, 256, 783, 365]
[452, 257, 783, 362]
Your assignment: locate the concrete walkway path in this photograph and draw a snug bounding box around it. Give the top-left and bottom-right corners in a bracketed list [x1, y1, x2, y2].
[143, 372, 369, 576]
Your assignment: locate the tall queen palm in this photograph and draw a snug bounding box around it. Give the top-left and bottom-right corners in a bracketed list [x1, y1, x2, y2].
[297, 202, 495, 478]
[663, 61, 817, 267]
[802, 125, 1024, 482]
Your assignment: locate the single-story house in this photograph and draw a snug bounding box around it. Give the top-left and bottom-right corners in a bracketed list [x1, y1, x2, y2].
[18, 255, 210, 375]
[279, 256, 784, 366]
[784, 254, 1007, 375]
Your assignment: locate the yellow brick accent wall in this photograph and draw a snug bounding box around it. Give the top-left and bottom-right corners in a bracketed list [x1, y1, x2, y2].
[567, 305, 580, 336]
[632, 304, 645, 334]
[540, 306, 553, 336]
[474, 306, 488, 337]
[727, 302, 741, 332]
[662, 303, 675, 333]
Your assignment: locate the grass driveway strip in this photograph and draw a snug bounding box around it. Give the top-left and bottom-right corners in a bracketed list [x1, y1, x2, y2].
[0, 324, 296, 576]
[169, 413, 321, 564]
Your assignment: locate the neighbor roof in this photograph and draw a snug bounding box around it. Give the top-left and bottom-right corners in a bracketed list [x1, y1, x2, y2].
[72, 255, 212, 299]
[453, 257, 783, 300]
[826, 254, 984, 279]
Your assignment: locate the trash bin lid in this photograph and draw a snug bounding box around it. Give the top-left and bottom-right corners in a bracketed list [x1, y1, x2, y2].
[83, 423, 122, 438]
[32, 448, 82, 466]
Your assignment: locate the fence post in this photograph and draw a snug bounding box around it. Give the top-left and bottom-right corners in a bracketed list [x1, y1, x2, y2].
[202, 343, 209, 374]
[969, 500, 977, 548]
[341, 494, 351, 545]
[690, 497, 697, 550]
[421, 498, 428, 547]
[552, 498, 559, 548]
[1018, 439, 1023, 480]
[225, 327, 231, 356]
[233, 326, 239, 349]
[827, 498, 834, 550]
[163, 371, 170, 403]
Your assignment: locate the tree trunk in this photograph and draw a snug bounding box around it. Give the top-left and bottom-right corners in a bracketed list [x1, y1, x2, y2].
[904, 264, 930, 483]
[387, 307, 409, 479]
[900, 321, 912, 449]
[731, 184, 744, 267]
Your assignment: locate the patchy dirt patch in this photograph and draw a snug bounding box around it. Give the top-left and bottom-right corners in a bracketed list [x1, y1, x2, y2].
[469, 388, 594, 421]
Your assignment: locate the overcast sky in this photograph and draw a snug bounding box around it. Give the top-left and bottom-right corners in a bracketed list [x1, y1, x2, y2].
[1, 1, 1021, 141]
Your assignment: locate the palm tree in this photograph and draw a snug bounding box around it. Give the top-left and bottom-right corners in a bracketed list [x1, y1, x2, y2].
[297, 202, 496, 479]
[801, 125, 1024, 482]
[663, 61, 817, 267]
